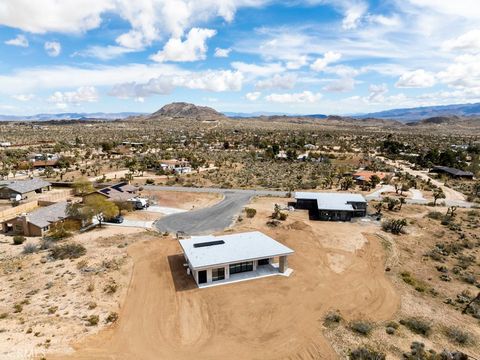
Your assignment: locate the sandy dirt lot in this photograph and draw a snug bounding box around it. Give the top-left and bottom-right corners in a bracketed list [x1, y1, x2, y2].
[142, 189, 222, 210]
[47, 197, 399, 360]
[0, 227, 155, 360]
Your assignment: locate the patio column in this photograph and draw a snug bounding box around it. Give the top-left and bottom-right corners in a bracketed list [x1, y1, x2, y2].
[279, 256, 288, 273]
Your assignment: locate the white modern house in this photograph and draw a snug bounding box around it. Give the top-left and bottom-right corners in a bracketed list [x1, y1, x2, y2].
[179, 231, 294, 287]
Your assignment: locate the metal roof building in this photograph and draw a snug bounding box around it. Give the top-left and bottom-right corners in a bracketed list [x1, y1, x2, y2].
[179, 231, 294, 287]
[295, 192, 367, 221]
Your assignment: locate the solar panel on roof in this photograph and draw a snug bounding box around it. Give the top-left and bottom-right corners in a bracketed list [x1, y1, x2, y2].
[193, 240, 225, 248]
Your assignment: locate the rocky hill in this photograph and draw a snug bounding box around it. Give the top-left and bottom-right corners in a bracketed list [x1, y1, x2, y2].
[148, 102, 227, 121]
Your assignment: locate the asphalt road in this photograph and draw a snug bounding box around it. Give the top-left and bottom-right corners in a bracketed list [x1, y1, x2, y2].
[149, 186, 289, 235]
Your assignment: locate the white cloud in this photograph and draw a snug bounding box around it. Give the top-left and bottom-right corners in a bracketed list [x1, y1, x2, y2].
[395, 69, 436, 88]
[437, 54, 480, 88]
[48, 86, 99, 108]
[0, 0, 114, 34]
[5, 34, 29, 47]
[214, 47, 231, 58]
[231, 62, 284, 77]
[285, 55, 308, 70]
[12, 94, 35, 102]
[0, 63, 185, 94]
[341, 2, 367, 30]
[74, 45, 136, 60]
[109, 70, 243, 99]
[178, 70, 243, 92]
[151, 28, 216, 62]
[44, 41, 61, 57]
[323, 77, 355, 92]
[310, 51, 342, 72]
[0, 0, 268, 52]
[246, 91, 261, 101]
[442, 29, 480, 53]
[255, 74, 296, 90]
[366, 83, 388, 102]
[265, 90, 322, 103]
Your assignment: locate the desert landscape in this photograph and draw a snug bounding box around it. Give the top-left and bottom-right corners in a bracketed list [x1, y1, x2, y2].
[1, 2, 480, 359]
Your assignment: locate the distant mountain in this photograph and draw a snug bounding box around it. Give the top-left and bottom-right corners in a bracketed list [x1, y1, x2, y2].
[357, 102, 480, 122]
[0, 112, 144, 121]
[148, 102, 227, 121]
[225, 111, 327, 118]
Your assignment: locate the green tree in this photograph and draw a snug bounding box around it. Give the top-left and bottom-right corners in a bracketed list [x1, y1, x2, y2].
[73, 177, 95, 196]
[433, 188, 446, 206]
[83, 195, 119, 227]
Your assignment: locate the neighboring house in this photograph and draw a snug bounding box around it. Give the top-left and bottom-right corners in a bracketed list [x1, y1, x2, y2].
[295, 192, 367, 221]
[84, 182, 139, 203]
[352, 171, 390, 185]
[2, 201, 74, 236]
[0, 178, 51, 200]
[430, 166, 474, 179]
[179, 231, 294, 287]
[158, 159, 191, 172]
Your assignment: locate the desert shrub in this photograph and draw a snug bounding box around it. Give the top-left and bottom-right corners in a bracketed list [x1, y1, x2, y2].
[13, 303, 23, 313]
[278, 212, 288, 221]
[50, 243, 86, 260]
[103, 280, 118, 294]
[39, 239, 54, 250]
[381, 218, 407, 234]
[0, 313, 8, 319]
[22, 243, 38, 254]
[457, 255, 475, 270]
[400, 272, 428, 292]
[324, 310, 342, 325]
[349, 320, 374, 336]
[244, 208, 257, 218]
[48, 306, 58, 314]
[145, 178, 155, 185]
[13, 235, 26, 245]
[444, 326, 473, 345]
[105, 312, 119, 323]
[426, 211, 443, 220]
[349, 347, 385, 360]
[400, 318, 432, 336]
[86, 315, 99, 326]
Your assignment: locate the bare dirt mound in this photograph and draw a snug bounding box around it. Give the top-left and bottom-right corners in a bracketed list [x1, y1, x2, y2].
[48, 202, 399, 360]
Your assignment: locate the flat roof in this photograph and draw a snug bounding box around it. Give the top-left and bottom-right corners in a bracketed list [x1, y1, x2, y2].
[179, 231, 294, 270]
[295, 191, 366, 211]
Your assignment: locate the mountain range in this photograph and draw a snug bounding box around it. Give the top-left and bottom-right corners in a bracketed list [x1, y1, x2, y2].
[0, 112, 144, 121]
[0, 102, 479, 123]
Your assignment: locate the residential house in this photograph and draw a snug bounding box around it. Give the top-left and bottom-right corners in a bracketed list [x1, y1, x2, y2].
[84, 182, 139, 203]
[295, 192, 367, 221]
[2, 201, 75, 236]
[0, 178, 51, 200]
[352, 171, 390, 186]
[179, 231, 294, 287]
[430, 166, 474, 180]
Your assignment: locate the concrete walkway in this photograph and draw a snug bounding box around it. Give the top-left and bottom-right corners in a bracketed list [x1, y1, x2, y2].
[198, 264, 293, 289]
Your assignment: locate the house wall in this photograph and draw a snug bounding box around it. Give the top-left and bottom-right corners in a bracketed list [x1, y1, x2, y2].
[190, 258, 278, 285]
[2, 217, 44, 236]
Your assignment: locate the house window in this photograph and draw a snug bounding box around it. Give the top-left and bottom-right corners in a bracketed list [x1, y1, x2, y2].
[212, 267, 225, 281]
[229, 261, 253, 275]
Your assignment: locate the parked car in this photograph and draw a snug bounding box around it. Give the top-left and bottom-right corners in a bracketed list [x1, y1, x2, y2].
[105, 215, 124, 224]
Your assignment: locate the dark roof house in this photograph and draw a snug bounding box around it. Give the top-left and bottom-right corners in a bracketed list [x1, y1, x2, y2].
[430, 166, 474, 179]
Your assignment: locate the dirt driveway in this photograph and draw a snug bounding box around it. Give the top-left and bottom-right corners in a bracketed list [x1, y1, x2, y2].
[49, 198, 399, 360]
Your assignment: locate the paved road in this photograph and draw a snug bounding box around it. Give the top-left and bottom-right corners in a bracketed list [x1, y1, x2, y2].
[150, 186, 289, 235]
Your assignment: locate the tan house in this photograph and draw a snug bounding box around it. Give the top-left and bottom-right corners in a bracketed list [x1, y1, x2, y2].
[0, 178, 51, 200]
[2, 201, 70, 236]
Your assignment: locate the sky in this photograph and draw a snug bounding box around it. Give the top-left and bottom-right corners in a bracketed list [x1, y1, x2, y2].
[0, 0, 480, 116]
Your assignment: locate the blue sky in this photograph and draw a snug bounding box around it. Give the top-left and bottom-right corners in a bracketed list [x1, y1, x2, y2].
[0, 0, 479, 115]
